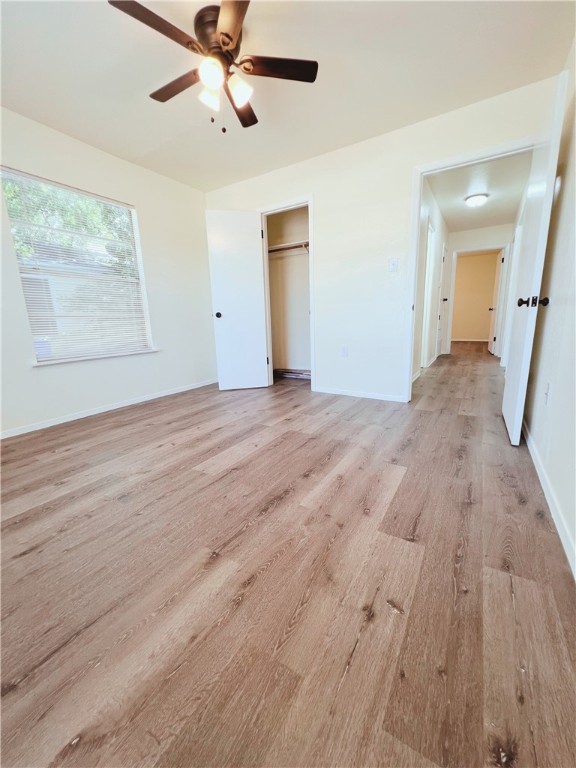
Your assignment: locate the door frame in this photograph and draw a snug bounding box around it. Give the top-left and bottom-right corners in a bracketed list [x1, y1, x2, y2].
[420, 220, 436, 367]
[259, 195, 315, 390]
[488, 249, 503, 355]
[436, 242, 447, 357]
[405, 139, 536, 401]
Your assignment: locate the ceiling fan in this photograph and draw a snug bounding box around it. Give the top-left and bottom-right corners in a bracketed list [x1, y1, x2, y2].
[108, 1, 319, 128]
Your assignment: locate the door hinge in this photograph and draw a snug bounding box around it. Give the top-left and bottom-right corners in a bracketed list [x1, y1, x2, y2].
[267, 356, 269, 364]
[261, 229, 264, 239]
[502, 257, 504, 263]
[493, 337, 496, 342]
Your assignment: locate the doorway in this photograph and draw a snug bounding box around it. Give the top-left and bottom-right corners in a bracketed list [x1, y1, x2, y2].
[450, 249, 501, 352]
[408, 146, 534, 396]
[263, 205, 311, 385]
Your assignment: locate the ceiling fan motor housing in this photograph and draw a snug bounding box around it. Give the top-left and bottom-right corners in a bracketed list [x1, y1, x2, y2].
[194, 5, 241, 65]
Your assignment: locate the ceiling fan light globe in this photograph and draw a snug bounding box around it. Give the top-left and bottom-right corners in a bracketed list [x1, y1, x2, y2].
[228, 73, 253, 108]
[199, 57, 225, 90]
[198, 87, 221, 112]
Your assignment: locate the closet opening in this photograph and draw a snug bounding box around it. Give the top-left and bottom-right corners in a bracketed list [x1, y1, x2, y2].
[263, 205, 311, 386]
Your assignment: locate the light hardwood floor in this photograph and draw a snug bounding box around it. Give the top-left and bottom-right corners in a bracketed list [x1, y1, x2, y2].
[1, 342, 575, 768]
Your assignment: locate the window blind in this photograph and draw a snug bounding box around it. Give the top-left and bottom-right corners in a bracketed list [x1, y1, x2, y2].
[1, 168, 153, 363]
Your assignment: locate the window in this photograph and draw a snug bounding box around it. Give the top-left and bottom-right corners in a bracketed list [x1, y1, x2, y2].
[1, 168, 153, 364]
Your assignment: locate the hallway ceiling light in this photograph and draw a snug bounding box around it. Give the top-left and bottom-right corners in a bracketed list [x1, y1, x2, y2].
[464, 193, 490, 208]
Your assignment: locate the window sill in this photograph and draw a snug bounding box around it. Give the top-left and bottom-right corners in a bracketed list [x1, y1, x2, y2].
[32, 347, 161, 367]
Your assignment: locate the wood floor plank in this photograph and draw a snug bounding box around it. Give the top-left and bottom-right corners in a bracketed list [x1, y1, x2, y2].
[483, 567, 576, 767]
[191, 423, 288, 475]
[382, 477, 485, 768]
[39, 511, 338, 767]
[154, 648, 302, 768]
[2, 547, 240, 767]
[2, 341, 575, 768]
[267, 533, 425, 768]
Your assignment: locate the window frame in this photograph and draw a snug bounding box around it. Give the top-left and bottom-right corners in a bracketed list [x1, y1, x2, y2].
[1, 166, 158, 366]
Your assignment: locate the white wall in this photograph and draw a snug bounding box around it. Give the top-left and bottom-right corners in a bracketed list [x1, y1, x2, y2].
[447, 224, 515, 253]
[207, 78, 558, 402]
[1, 109, 217, 436]
[524, 45, 575, 574]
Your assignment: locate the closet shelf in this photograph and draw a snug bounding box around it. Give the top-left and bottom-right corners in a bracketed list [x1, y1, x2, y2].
[268, 240, 309, 254]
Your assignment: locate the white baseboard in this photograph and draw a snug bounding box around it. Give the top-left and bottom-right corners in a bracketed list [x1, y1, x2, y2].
[452, 338, 489, 342]
[523, 419, 575, 577]
[1, 379, 218, 439]
[312, 385, 408, 403]
[412, 370, 421, 383]
[422, 355, 437, 369]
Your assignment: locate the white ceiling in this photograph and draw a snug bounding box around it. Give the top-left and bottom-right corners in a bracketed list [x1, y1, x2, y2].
[1, 1, 574, 192]
[426, 151, 533, 231]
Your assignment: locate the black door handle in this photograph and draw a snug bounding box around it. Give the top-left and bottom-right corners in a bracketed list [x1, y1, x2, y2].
[488, 307, 494, 311]
[539, 297, 550, 307]
[517, 298, 530, 307]
[215, 312, 222, 318]
[442, 298, 448, 302]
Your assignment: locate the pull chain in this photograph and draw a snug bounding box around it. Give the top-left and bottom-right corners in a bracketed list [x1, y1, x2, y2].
[210, 115, 227, 134]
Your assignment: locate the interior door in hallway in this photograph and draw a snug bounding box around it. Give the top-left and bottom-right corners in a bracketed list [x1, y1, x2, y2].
[205, 209, 270, 391]
[487, 252, 503, 355]
[436, 243, 447, 356]
[502, 72, 568, 445]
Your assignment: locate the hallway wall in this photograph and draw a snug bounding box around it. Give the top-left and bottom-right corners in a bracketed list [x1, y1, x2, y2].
[413, 179, 448, 376]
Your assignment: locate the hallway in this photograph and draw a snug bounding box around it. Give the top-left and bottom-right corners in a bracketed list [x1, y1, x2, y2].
[1, 342, 575, 767]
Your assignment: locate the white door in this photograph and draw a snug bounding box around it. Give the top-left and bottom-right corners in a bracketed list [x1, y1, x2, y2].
[487, 252, 503, 355]
[205, 209, 270, 390]
[436, 244, 446, 356]
[502, 72, 568, 445]
[421, 223, 436, 367]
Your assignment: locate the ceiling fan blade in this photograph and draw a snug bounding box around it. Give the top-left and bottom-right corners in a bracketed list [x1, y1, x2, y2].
[237, 55, 318, 83]
[223, 81, 258, 128]
[150, 69, 200, 102]
[108, 1, 203, 54]
[217, 1, 250, 51]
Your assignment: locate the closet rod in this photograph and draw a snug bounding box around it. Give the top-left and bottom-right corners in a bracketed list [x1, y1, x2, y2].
[268, 240, 309, 254]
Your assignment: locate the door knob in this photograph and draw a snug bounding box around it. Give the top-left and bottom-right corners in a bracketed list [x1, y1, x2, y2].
[215, 312, 222, 318]
[539, 297, 550, 306]
[517, 298, 530, 307]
